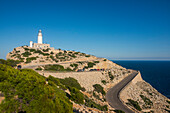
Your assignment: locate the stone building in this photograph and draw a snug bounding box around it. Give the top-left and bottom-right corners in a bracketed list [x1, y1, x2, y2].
[30, 30, 50, 49]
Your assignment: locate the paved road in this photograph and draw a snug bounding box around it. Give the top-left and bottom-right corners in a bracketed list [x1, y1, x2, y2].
[106, 71, 138, 113]
[22, 59, 101, 69]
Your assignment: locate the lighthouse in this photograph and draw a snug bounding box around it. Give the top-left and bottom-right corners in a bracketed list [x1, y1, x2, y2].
[38, 30, 43, 44]
[29, 30, 50, 49]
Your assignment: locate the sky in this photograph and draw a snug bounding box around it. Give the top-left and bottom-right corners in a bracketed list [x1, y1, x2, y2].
[0, 0, 170, 60]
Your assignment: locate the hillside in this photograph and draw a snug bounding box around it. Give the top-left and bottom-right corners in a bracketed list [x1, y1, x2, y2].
[2, 46, 170, 113]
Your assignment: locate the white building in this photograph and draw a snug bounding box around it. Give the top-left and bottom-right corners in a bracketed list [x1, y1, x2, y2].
[30, 30, 50, 49]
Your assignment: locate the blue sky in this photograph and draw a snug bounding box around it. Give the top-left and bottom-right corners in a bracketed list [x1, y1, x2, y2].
[0, 0, 170, 60]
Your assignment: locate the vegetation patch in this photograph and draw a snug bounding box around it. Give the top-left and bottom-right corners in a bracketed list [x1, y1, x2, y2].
[85, 55, 90, 57]
[140, 95, 153, 106]
[0, 59, 21, 67]
[101, 80, 107, 85]
[26, 57, 37, 63]
[94, 61, 100, 63]
[29, 48, 36, 52]
[114, 109, 125, 113]
[23, 47, 29, 51]
[22, 51, 32, 57]
[34, 50, 49, 56]
[47, 75, 67, 90]
[93, 84, 105, 95]
[127, 99, 142, 111]
[59, 77, 82, 90]
[45, 64, 64, 71]
[87, 62, 96, 68]
[85, 96, 108, 111]
[0, 64, 73, 113]
[35, 67, 42, 70]
[42, 48, 50, 52]
[108, 72, 114, 81]
[167, 100, 170, 104]
[67, 86, 84, 104]
[50, 55, 58, 63]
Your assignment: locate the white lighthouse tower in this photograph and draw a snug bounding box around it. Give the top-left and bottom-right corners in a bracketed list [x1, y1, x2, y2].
[30, 30, 50, 49]
[38, 30, 43, 44]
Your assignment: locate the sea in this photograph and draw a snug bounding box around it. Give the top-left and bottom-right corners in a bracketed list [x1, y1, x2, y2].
[112, 60, 170, 99]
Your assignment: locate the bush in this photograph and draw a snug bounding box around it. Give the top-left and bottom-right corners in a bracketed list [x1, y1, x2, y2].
[22, 51, 32, 57]
[94, 61, 100, 63]
[114, 109, 125, 113]
[127, 99, 142, 111]
[87, 62, 96, 68]
[85, 96, 108, 111]
[44, 64, 65, 71]
[35, 67, 42, 70]
[85, 55, 90, 57]
[23, 48, 29, 51]
[0, 59, 21, 67]
[26, 57, 37, 63]
[140, 95, 153, 106]
[108, 72, 114, 81]
[0, 64, 73, 113]
[167, 100, 170, 104]
[42, 48, 50, 52]
[50, 51, 54, 54]
[47, 75, 67, 90]
[68, 86, 84, 104]
[50, 55, 58, 63]
[29, 49, 36, 52]
[103, 59, 107, 61]
[93, 84, 105, 95]
[59, 77, 82, 90]
[34, 50, 49, 56]
[101, 80, 107, 85]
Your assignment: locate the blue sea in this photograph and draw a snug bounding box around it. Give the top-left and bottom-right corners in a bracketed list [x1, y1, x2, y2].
[112, 60, 170, 99]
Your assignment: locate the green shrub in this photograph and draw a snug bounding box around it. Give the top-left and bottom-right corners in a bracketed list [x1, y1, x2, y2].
[74, 52, 79, 54]
[24, 48, 29, 51]
[26, 57, 37, 63]
[167, 100, 170, 104]
[0, 59, 21, 67]
[44, 64, 65, 71]
[50, 51, 54, 54]
[93, 84, 105, 95]
[85, 55, 90, 57]
[22, 51, 32, 57]
[101, 80, 107, 85]
[35, 67, 42, 70]
[29, 49, 36, 52]
[127, 99, 142, 111]
[15, 50, 20, 53]
[42, 48, 50, 52]
[47, 75, 67, 90]
[114, 109, 125, 113]
[108, 72, 114, 81]
[0, 64, 73, 113]
[85, 96, 108, 111]
[59, 77, 82, 90]
[94, 61, 100, 63]
[87, 62, 96, 68]
[103, 59, 107, 61]
[50, 55, 58, 63]
[34, 50, 49, 56]
[140, 95, 153, 106]
[68, 86, 84, 104]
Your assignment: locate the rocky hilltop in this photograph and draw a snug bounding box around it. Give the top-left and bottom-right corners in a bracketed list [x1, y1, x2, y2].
[4, 46, 170, 113]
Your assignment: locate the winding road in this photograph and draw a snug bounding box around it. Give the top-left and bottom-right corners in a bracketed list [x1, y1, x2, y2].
[106, 71, 138, 113]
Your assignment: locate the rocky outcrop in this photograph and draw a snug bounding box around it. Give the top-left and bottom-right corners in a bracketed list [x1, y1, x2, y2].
[120, 73, 170, 113]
